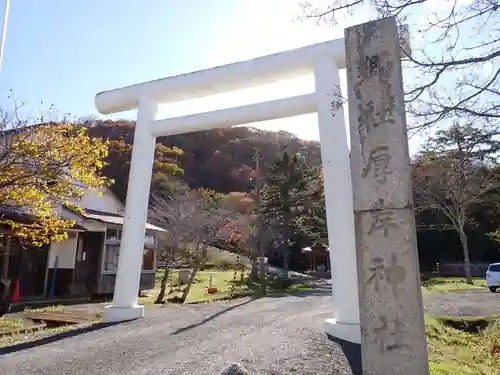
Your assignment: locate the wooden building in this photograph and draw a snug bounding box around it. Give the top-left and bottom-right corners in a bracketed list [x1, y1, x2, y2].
[302, 242, 330, 272]
[0, 187, 165, 303]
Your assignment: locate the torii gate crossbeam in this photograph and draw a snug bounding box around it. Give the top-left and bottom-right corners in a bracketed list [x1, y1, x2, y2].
[95, 36, 360, 344]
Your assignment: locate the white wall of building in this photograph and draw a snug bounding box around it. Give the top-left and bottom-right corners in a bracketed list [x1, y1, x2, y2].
[79, 187, 125, 215]
[53, 184, 125, 217]
[48, 231, 79, 269]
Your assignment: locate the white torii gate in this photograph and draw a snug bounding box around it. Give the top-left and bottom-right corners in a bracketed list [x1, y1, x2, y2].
[95, 37, 360, 344]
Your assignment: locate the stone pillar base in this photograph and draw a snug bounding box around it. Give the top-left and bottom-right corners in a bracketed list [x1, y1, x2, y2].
[325, 318, 361, 344]
[102, 304, 144, 323]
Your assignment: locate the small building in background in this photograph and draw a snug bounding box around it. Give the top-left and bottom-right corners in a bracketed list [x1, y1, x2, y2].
[302, 242, 330, 272]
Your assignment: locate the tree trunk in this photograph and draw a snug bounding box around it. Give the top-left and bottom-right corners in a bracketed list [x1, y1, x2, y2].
[1, 235, 11, 304]
[458, 228, 473, 285]
[258, 242, 266, 294]
[181, 257, 207, 303]
[282, 214, 292, 279]
[282, 245, 289, 279]
[250, 257, 258, 281]
[155, 265, 170, 303]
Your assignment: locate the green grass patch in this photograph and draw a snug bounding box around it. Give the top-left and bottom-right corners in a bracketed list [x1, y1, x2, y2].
[183, 269, 238, 302]
[232, 274, 313, 293]
[422, 277, 487, 293]
[426, 314, 500, 374]
[141, 268, 313, 304]
[140, 269, 242, 304]
[286, 282, 313, 292]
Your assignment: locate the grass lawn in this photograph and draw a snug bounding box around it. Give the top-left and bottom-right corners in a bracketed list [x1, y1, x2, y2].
[139, 268, 313, 304]
[422, 277, 487, 293]
[139, 269, 243, 304]
[427, 314, 500, 374]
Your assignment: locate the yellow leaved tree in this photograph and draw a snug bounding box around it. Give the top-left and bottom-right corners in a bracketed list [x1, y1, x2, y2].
[0, 122, 109, 246]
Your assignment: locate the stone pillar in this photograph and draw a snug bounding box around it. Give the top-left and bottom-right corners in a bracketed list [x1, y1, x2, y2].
[345, 17, 429, 374]
[103, 97, 158, 323]
[315, 57, 360, 344]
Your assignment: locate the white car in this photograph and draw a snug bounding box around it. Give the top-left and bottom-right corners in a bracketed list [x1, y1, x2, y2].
[486, 262, 500, 292]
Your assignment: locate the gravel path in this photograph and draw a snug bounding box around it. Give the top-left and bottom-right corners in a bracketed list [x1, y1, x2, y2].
[423, 288, 500, 317]
[0, 284, 361, 375]
[2, 284, 499, 375]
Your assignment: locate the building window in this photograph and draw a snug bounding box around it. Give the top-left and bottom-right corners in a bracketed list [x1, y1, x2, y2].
[144, 234, 156, 247]
[76, 237, 84, 261]
[104, 243, 120, 271]
[106, 229, 121, 242]
[103, 228, 156, 272]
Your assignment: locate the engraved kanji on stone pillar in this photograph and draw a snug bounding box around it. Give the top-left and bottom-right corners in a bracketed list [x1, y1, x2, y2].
[346, 17, 429, 375]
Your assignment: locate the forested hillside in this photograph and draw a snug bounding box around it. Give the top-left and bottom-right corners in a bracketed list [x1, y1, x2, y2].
[87, 119, 321, 197]
[84, 119, 500, 272]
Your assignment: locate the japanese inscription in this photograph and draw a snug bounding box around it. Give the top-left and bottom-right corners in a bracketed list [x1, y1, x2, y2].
[358, 100, 375, 135]
[366, 257, 385, 292]
[368, 199, 400, 237]
[362, 146, 393, 183]
[356, 51, 397, 179]
[366, 254, 407, 296]
[364, 55, 379, 76]
[373, 316, 411, 352]
[369, 210, 399, 237]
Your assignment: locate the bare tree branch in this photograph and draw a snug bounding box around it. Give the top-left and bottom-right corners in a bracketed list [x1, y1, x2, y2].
[413, 123, 500, 282]
[302, 0, 500, 132]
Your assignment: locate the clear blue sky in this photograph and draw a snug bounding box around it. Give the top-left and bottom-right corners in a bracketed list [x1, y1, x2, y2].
[0, 0, 432, 154]
[0, 1, 243, 119]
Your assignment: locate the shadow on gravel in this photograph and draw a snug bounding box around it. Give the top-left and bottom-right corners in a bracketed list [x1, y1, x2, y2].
[0, 321, 123, 355]
[171, 298, 259, 336]
[326, 334, 362, 375]
[261, 284, 332, 299]
[287, 286, 332, 298]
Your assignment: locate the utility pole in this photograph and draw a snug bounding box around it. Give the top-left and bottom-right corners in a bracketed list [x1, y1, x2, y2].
[0, 0, 10, 72]
[255, 148, 261, 210]
[254, 148, 266, 293]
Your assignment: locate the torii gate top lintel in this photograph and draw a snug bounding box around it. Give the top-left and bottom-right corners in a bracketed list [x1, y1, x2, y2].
[94, 38, 346, 116]
[96, 32, 356, 331]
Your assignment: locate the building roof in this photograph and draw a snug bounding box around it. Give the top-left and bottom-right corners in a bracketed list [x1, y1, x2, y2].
[0, 205, 34, 224]
[0, 204, 87, 231]
[0, 122, 54, 137]
[302, 242, 330, 253]
[82, 208, 166, 232]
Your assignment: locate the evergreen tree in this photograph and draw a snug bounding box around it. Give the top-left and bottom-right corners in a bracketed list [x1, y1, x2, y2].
[261, 152, 311, 277]
[294, 167, 327, 244]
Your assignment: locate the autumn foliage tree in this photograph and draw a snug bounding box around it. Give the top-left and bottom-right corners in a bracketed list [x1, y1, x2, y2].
[150, 185, 234, 303]
[91, 121, 183, 202]
[0, 122, 109, 245]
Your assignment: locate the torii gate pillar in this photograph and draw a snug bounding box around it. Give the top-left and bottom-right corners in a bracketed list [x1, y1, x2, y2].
[94, 26, 370, 345]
